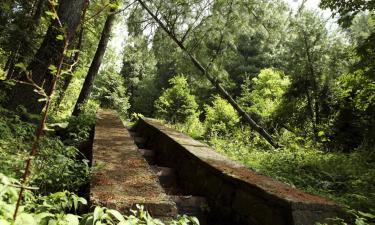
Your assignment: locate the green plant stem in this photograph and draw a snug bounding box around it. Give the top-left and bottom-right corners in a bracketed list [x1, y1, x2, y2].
[12, 38, 69, 222]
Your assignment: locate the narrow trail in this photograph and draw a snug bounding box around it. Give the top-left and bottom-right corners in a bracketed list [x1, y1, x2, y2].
[90, 110, 177, 218]
[90, 109, 342, 225]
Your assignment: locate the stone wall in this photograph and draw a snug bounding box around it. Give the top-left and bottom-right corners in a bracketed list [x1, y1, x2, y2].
[133, 118, 343, 225]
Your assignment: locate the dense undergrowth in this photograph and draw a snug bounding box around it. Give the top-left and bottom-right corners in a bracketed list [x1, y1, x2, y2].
[0, 103, 199, 224]
[171, 108, 375, 225]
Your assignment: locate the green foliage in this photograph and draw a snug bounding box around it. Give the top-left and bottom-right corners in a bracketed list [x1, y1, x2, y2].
[93, 67, 130, 118]
[316, 209, 375, 225]
[204, 128, 375, 213]
[173, 116, 205, 139]
[0, 174, 85, 225]
[320, 0, 375, 27]
[330, 71, 375, 150]
[0, 175, 199, 225]
[204, 96, 240, 137]
[121, 36, 158, 116]
[238, 69, 290, 121]
[155, 75, 199, 124]
[0, 107, 90, 194]
[81, 205, 199, 225]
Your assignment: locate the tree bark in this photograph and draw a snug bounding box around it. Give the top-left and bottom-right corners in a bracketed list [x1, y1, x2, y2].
[4, 50, 16, 80]
[7, 0, 86, 114]
[72, 10, 116, 116]
[136, 0, 280, 148]
[56, 0, 89, 106]
[303, 33, 319, 141]
[9, 0, 47, 80]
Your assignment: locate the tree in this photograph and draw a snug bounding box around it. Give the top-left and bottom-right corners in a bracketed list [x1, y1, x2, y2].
[7, 0, 86, 114]
[330, 71, 375, 151]
[136, 0, 281, 148]
[320, 0, 375, 27]
[154, 75, 199, 124]
[92, 59, 130, 118]
[204, 95, 240, 137]
[0, 0, 47, 80]
[276, 10, 348, 141]
[320, 1, 375, 80]
[54, 0, 89, 106]
[237, 69, 290, 123]
[72, 5, 117, 116]
[121, 36, 157, 116]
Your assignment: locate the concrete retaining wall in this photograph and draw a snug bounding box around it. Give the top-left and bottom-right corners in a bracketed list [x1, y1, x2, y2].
[133, 118, 343, 225]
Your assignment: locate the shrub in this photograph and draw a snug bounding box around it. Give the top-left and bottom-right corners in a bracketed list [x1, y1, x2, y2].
[155, 75, 199, 124]
[0, 173, 86, 225]
[204, 96, 240, 137]
[0, 108, 90, 194]
[237, 69, 290, 122]
[330, 71, 375, 150]
[173, 116, 205, 139]
[92, 69, 130, 119]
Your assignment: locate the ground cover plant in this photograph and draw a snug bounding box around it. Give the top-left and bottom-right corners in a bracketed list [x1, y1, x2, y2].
[1, 0, 375, 224]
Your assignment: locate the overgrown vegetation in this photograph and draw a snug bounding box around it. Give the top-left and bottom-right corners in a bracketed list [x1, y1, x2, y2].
[1, 0, 375, 224]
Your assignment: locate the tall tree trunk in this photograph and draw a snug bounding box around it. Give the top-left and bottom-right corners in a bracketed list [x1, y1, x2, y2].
[32, 0, 46, 24]
[7, 0, 86, 114]
[56, 0, 89, 106]
[10, 0, 47, 80]
[306, 90, 318, 141]
[4, 51, 16, 80]
[303, 33, 319, 141]
[72, 10, 116, 116]
[137, 0, 280, 148]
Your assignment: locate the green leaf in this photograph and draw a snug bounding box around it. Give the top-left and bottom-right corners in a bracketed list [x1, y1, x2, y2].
[318, 131, 325, 137]
[45, 11, 57, 19]
[56, 35, 64, 41]
[47, 122, 69, 129]
[93, 206, 104, 223]
[358, 211, 375, 219]
[34, 212, 54, 223]
[63, 214, 79, 225]
[108, 209, 125, 222]
[48, 64, 57, 74]
[15, 63, 27, 72]
[78, 197, 87, 205]
[0, 219, 11, 225]
[15, 213, 37, 225]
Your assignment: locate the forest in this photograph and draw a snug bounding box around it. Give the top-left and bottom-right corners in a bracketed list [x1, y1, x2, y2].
[0, 0, 374, 224]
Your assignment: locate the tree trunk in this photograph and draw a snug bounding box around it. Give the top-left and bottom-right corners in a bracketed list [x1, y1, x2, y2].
[303, 34, 319, 141]
[56, 0, 89, 106]
[7, 0, 86, 114]
[32, 0, 46, 24]
[137, 0, 280, 148]
[72, 11, 116, 116]
[4, 51, 16, 80]
[10, 0, 47, 80]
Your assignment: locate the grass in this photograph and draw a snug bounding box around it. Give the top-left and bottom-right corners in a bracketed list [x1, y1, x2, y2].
[207, 133, 375, 215]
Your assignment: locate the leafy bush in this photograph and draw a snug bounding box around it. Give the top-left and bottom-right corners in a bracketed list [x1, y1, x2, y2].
[204, 96, 240, 137]
[60, 112, 96, 147]
[0, 173, 85, 225]
[32, 138, 90, 194]
[81, 204, 199, 225]
[0, 174, 199, 225]
[155, 75, 199, 124]
[93, 69, 130, 119]
[330, 71, 375, 150]
[237, 69, 290, 121]
[0, 107, 90, 194]
[173, 116, 205, 139]
[209, 130, 375, 212]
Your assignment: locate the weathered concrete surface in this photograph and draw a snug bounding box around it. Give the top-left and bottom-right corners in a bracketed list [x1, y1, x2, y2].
[133, 118, 344, 225]
[90, 110, 177, 217]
